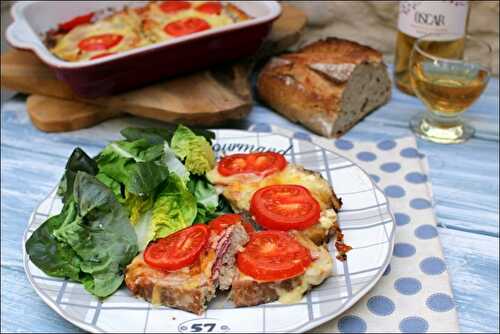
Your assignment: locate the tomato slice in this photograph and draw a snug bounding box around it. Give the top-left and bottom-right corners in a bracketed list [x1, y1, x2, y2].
[236, 231, 312, 282]
[196, 2, 223, 15]
[218, 154, 249, 176]
[144, 225, 209, 271]
[247, 153, 287, 176]
[209, 214, 255, 235]
[163, 18, 211, 37]
[58, 12, 94, 32]
[90, 52, 116, 60]
[78, 34, 123, 51]
[159, 1, 191, 13]
[218, 152, 287, 177]
[250, 185, 321, 231]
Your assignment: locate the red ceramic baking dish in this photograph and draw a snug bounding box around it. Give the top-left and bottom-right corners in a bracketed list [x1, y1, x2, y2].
[6, 1, 281, 98]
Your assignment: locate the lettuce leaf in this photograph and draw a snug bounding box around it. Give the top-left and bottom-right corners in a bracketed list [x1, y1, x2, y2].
[124, 193, 153, 226]
[134, 173, 197, 250]
[121, 126, 216, 145]
[151, 174, 197, 239]
[187, 176, 234, 224]
[188, 177, 218, 212]
[57, 148, 98, 203]
[98, 139, 163, 162]
[96, 140, 170, 197]
[25, 202, 81, 281]
[27, 172, 138, 298]
[162, 141, 189, 182]
[96, 173, 124, 203]
[171, 125, 215, 175]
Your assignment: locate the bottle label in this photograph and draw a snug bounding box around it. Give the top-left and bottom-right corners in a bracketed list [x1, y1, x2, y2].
[398, 1, 469, 40]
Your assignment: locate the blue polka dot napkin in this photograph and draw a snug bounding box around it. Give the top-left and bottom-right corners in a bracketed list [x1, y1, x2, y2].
[308, 134, 460, 333]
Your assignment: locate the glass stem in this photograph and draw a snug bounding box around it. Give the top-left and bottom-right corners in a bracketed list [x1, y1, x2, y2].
[424, 110, 462, 129]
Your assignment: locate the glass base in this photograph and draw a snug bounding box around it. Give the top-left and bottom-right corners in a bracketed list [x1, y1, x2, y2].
[410, 114, 474, 144]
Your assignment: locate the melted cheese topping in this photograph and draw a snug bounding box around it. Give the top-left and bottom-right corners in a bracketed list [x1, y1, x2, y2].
[143, 2, 235, 43]
[50, 8, 146, 61]
[276, 232, 333, 303]
[206, 164, 335, 212]
[49, 1, 250, 62]
[319, 209, 337, 230]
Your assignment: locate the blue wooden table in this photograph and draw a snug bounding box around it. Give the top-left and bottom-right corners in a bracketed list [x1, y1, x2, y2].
[1, 74, 498, 333]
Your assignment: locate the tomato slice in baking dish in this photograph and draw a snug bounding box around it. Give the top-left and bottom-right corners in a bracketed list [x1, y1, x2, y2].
[90, 52, 116, 60]
[164, 18, 211, 37]
[250, 184, 321, 231]
[78, 34, 123, 51]
[159, 1, 192, 13]
[218, 152, 287, 176]
[196, 2, 223, 15]
[237, 230, 312, 282]
[58, 12, 94, 32]
[144, 224, 209, 271]
[209, 213, 255, 235]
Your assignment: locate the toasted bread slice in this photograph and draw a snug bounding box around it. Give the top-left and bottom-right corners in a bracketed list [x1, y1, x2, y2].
[125, 223, 248, 314]
[207, 163, 342, 245]
[230, 231, 333, 307]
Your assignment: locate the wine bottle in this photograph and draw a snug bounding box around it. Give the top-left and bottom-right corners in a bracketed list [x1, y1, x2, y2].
[394, 1, 470, 95]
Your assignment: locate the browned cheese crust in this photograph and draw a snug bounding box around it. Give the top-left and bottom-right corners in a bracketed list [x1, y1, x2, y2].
[230, 276, 300, 307]
[225, 3, 252, 21]
[125, 253, 215, 315]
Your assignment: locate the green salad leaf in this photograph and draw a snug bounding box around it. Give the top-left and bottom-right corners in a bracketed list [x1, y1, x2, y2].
[162, 141, 189, 182]
[134, 173, 198, 250]
[125, 193, 153, 226]
[171, 125, 215, 175]
[151, 174, 197, 239]
[27, 171, 138, 298]
[96, 140, 170, 197]
[121, 126, 215, 145]
[188, 177, 218, 211]
[57, 148, 98, 203]
[25, 203, 81, 281]
[188, 176, 233, 224]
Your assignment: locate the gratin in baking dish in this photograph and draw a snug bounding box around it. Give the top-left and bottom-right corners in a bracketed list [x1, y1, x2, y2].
[6, 1, 281, 98]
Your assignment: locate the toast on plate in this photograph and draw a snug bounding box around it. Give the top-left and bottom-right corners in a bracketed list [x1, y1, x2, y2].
[125, 222, 249, 314]
[230, 230, 333, 307]
[206, 154, 348, 252]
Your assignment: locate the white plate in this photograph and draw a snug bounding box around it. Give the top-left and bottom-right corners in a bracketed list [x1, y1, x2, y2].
[23, 128, 395, 333]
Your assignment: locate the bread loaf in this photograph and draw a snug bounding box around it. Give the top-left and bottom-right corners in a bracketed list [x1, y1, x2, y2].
[257, 38, 391, 137]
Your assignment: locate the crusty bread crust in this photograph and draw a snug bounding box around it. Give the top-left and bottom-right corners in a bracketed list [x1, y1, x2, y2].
[257, 37, 391, 138]
[299, 37, 383, 62]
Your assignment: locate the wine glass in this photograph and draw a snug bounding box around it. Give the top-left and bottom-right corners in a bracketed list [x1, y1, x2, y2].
[409, 33, 492, 144]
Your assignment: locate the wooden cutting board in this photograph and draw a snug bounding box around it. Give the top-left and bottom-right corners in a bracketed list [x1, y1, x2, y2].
[0, 5, 307, 132]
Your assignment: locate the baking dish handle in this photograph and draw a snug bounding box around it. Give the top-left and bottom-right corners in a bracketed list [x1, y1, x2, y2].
[5, 18, 43, 52]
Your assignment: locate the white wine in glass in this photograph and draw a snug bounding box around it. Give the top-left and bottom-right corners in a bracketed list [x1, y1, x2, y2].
[409, 33, 491, 144]
[394, 1, 470, 95]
